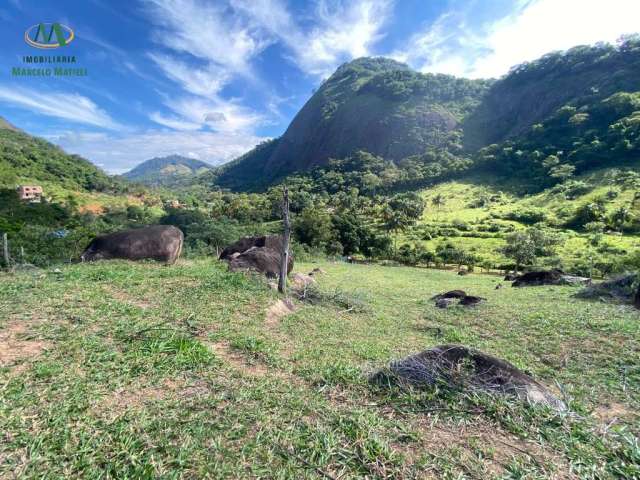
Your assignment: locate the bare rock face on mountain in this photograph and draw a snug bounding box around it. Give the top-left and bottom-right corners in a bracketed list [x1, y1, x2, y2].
[214, 57, 490, 190]
[221, 235, 293, 278]
[371, 344, 565, 412]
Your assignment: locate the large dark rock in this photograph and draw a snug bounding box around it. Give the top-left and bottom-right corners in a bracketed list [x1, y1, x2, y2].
[371, 344, 565, 411]
[512, 269, 564, 287]
[219, 235, 286, 260]
[575, 273, 637, 303]
[222, 235, 293, 278]
[431, 290, 467, 300]
[81, 225, 183, 264]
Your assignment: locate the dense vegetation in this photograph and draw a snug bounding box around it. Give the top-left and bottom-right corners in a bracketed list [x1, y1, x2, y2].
[2, 39, 640, 279]
[0, 125, 121, 193]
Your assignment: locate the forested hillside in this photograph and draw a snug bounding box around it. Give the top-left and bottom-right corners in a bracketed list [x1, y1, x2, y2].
[214, 38, 640, 194]
[0, 125, 123, 193]
[215, 57, 491, 190]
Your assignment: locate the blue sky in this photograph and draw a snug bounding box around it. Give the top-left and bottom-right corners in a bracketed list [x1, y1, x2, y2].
[0, 0, 638, 174]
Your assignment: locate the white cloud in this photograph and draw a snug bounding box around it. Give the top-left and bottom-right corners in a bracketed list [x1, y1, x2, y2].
[53, 129, 269, 174]
[148, 112, 202, 131]
[396, 0, 640, 79]
[148, 53, 230, 97]
[236, 0, 394, 77]
[144, 0, 270, 74]
[0, 86, 122, 130]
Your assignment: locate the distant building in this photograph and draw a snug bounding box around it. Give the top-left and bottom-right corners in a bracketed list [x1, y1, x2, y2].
[17, 185, 43, 203]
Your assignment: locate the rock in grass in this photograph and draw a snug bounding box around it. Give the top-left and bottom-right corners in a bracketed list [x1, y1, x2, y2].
[459, 295, 485, 306]
[431, 290, 467, 300]
[432, 290, 485, 307]
[575, 273, 638, 303]
[511, 269, 591, 287]
[371, 344, 566, 412]
[435, 298, 456, 308]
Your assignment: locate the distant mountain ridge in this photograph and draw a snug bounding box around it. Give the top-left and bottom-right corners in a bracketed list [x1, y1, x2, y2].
[123, 155, 214, 186]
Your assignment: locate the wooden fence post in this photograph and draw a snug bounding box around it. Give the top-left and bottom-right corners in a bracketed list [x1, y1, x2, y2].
[278, 186, 291, 294]
[2, 233, 9, 269]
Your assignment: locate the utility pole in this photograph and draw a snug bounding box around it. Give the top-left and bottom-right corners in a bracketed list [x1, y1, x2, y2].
[2, 233, 9, 269]
[278, 186, 291, 294]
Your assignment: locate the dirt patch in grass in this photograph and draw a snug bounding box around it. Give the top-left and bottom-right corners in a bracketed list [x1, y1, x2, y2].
[265, 298, 296, 327]
[592, 400, 635, 425]
[206, 341, 270, 377]
[101, 285, 153, 309]
[0, 321, 48, 368]
[399, 417, 576, 479]
[93, 377, 210, 417]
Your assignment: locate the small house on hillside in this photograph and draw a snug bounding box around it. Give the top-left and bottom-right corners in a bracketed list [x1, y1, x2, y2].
[17, 185, 43, 203]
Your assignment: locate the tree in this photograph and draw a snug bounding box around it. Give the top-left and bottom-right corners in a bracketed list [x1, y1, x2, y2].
[381, 193, 425, 249]
[293, 205, 333, 249]
[501, 229, 561, 272]
[610, 206, 632, 232]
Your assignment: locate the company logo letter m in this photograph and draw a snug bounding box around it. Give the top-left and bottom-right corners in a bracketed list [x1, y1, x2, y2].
[33, 23, 68, 46]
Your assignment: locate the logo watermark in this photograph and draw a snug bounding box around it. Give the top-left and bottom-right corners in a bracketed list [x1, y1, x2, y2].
[24, 23, 75, 49]
[13, 23, 87, 77]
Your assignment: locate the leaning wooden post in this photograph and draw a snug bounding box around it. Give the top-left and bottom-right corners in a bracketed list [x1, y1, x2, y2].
[2, 233, 9, 269]
[278, 186, 291, 294]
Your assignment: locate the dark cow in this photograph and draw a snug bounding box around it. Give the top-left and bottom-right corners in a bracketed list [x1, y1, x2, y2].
[81, 225, 184, 265]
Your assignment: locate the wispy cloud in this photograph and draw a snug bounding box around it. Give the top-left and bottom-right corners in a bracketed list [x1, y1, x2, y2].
[394, 0, 640, 79]
[0, 86, 122, 130]
[148, 53, 230, 97]
[143, 0, 270, 133]
[53, 129, 268, 174]
[144, 0, 270, 74]
[236, 0, 394, 77]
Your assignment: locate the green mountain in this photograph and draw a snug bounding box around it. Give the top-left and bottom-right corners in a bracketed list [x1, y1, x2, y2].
[0, 116, 19, 132]
[215, 57, 492, 190]
[0, 121, 119, 192]
[124, 155, 214, 187]
[214, 38, 640, 193]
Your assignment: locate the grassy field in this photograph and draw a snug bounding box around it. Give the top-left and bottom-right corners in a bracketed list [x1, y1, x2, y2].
[1, 259, 639, 478]
[410, 171, 640, 269]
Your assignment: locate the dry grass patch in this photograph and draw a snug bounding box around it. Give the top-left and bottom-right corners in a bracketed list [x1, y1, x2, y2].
[0, 321, 48, 368]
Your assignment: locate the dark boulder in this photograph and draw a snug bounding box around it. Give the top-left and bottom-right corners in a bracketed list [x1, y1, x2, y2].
[219, 235, 285, 260]
[222, 235, 294, 278]
[459, 295, 485, 306]
[431, 290, 467, 300]
[228, 247, 293, 278]
[435, 298, 456, 309]
[371, 344, 565, 411]
[512, 269, 564, 287]
[81, 225, 183, 264]
[458, 270, 468, 276]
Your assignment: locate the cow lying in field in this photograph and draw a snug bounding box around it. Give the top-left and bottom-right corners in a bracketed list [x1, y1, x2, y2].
[81, 225, 184, 265]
